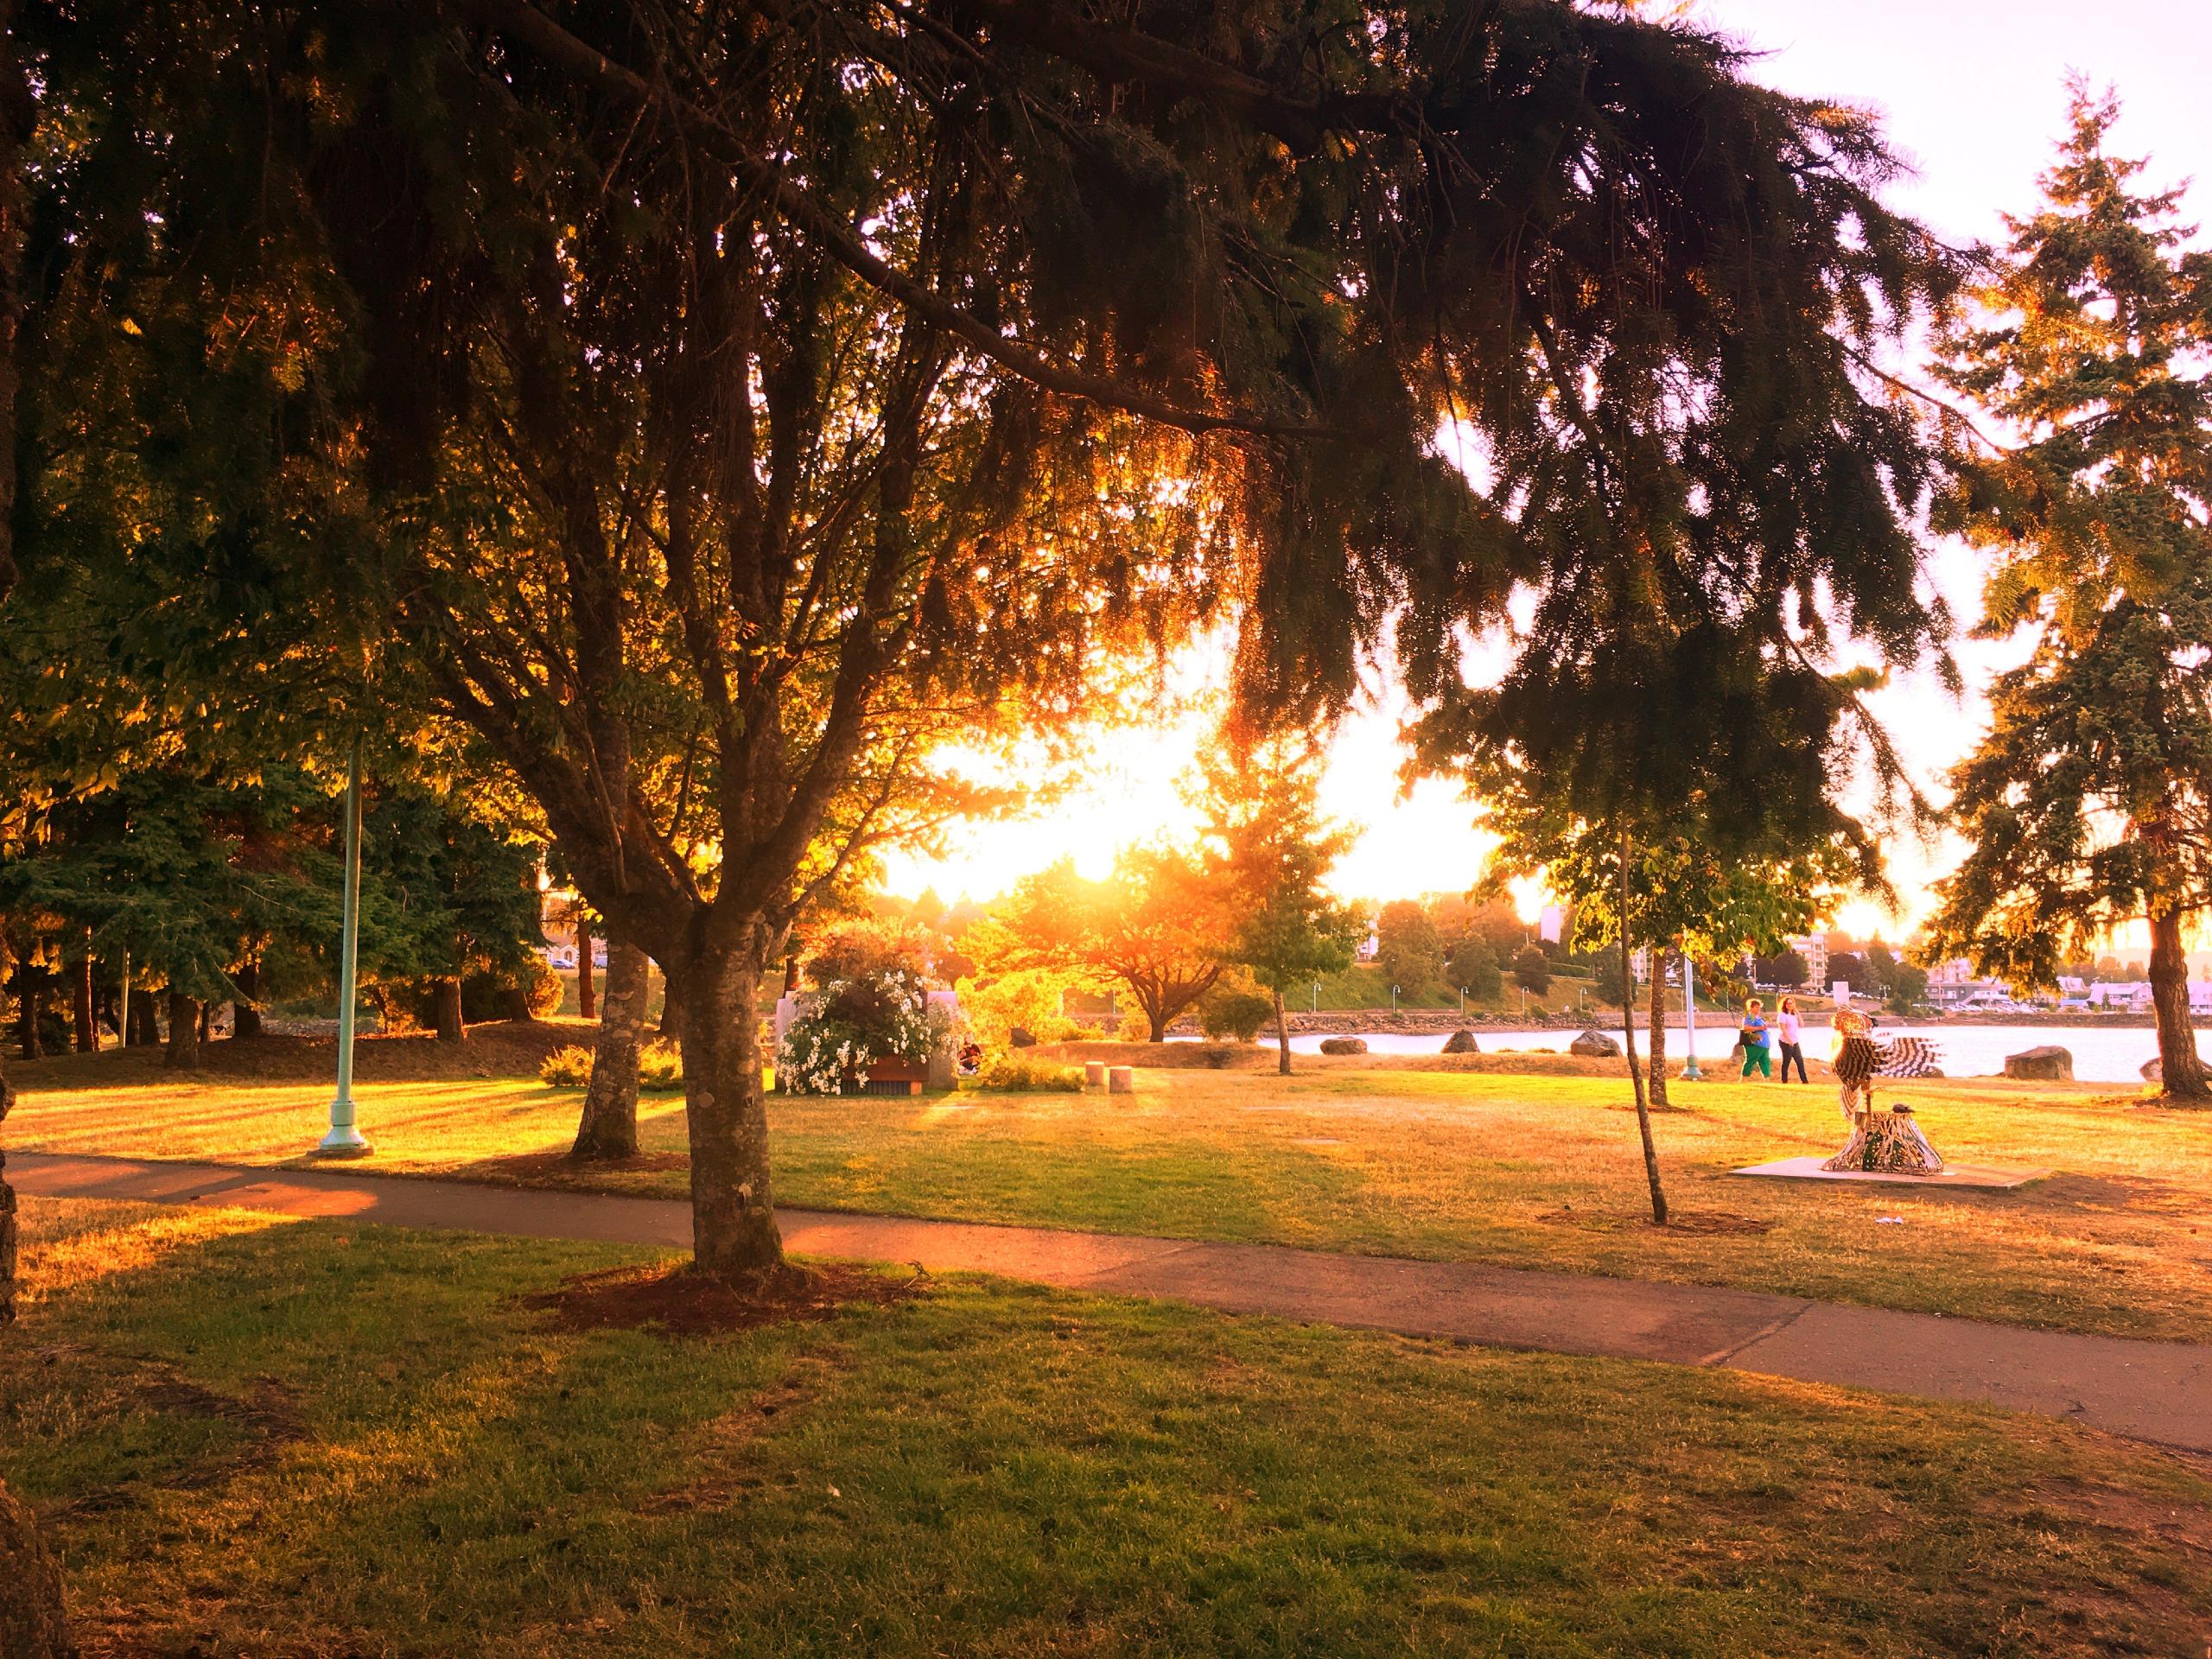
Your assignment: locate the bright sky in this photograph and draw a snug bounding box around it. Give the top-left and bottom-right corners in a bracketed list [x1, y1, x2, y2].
[884, 0, 2212, 937]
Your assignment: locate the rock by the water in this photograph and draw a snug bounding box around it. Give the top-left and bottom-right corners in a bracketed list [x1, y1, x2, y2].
[1568, 1030, 1622, 1058]
[0, 1480, 74, 1659]
[2004, 1045, 2073, 1082]
[2141, 1057, 2162, 1083]
[1318, 1037, 1368, 1056]
[1440, 1028, 1480, 1055]
[1007, 1027, 1036, 1048]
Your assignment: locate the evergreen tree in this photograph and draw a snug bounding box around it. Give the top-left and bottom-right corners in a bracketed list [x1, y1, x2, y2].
[1924, 87, 2212, 1101]
[1199, 735, 1361, 1074]
[359, 790, 544, 1043]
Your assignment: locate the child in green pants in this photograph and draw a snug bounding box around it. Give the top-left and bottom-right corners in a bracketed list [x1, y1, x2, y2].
[1738, 1000, 1773, 1079]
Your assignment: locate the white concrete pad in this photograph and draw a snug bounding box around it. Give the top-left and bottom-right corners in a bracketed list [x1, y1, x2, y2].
[1730, 1154, 2050, 1189]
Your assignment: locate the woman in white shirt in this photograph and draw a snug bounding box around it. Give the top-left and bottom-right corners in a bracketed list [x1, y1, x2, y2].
[1775, 996, 1808, 1084]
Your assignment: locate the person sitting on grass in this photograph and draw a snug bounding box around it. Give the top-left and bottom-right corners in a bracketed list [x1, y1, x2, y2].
[1738, 998, 1773, 1080]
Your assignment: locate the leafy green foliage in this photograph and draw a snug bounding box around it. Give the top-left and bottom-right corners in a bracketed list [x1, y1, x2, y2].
[1198, 985, 1275, 1044]
[969, 1054, 1085, 1094]
[1512, 946, 1552, 997]
[638, 1041, 685, 1094]
[990, 851, 1230, 1042]
[538, 1046, 593, 1088]
[1374, 902, 1445, 999]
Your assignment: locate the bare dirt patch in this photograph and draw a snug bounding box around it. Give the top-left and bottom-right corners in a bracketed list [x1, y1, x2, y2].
[636, 1350, 846, 1515]
[14, 1353, 311, 1522]
[522, 1262, 925, 1337]
[1538, 1207, 1776, 1236]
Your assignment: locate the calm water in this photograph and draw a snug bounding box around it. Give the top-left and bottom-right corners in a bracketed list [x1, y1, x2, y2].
[1252, 1024, 2199, 1083]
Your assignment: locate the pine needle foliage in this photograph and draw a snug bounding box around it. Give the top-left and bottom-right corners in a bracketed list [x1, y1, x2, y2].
[1923, 86, 2212, 1101]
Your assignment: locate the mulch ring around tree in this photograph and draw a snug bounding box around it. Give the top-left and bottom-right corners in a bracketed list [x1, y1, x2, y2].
[521, 1261, 926, 1337]
[476, 1150, 691, 1186]
[1538, 1207, 1775, 1236]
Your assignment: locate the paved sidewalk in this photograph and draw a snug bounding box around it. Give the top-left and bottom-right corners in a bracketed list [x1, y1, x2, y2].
[14, 1149, 2212, 1453]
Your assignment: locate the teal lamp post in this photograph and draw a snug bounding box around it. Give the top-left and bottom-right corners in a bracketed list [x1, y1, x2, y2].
[316, 739, 372, 1156]
[1681, 952, 1702, 1080]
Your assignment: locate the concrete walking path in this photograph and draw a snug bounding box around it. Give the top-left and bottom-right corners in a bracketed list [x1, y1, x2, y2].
[13, 1149, 2211, 1454]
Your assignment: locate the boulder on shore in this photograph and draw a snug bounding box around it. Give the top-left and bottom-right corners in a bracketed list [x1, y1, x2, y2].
[1318, 1037, 1368, 1056]
[1007, 1027, 1036, 1048]
[0, 1479, 74, 1659]
[2141, 1058, 2162, 1084]
[1440, 1028, 1480, 1055]
[1568, 1030, 1623, 1058]
[2004, 1045, 2073, 1082]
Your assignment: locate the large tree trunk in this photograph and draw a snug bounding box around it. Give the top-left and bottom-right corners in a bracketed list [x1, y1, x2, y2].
[1618, 833, 1668, 1225]
[658, 964, 685, 1046]
[232, 962, 263, 1041]
[1646, 949, 1670, 1110]
[677, 937, 785, 1279]
[129, 991, 158, 1048]
[575, 913, 595, 1021]
[572, 940, 646, 1160]
[72, 945, 94, 1053]
[430, 976, 464, 1043]
[163, 991, 201, 1071]
[2148, 907, 2209, 1101]
[1272, 986, 1292, 1076]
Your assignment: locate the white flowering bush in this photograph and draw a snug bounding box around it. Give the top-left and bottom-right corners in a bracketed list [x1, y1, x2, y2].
[777, 968, 938, 1095]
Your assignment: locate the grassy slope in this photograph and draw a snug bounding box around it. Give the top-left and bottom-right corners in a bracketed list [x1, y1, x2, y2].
[7, 1051, 2212, 1341]
[6, 1195, 2209, 1658]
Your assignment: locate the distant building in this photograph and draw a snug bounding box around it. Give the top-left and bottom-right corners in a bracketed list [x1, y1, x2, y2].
[1789, 933, 1828, 989]
[1927, 957, 1976, 988]
[1538, 905, 1566, 944]
[2089, 982, 2153, 1012]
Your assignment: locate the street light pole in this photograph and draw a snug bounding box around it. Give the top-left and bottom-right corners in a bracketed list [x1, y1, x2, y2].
[317, 737, 372, 1157]
[1681, 952, 1702, 1080]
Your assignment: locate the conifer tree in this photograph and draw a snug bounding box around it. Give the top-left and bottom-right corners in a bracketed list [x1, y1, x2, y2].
[1199, 735, 1361, 1075]
[1924, 86, 2212, 1101]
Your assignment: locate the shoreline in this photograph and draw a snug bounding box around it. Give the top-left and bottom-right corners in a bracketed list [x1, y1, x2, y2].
[1237, 1008, 2203, 1036]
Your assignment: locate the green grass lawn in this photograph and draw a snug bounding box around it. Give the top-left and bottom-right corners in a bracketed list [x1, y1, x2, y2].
[6, 1194, 2209, 1657]
[8, 1048, 2212, 1342]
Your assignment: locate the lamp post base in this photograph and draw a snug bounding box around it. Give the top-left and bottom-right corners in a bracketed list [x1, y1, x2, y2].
[315, 1119, 372, 1158]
